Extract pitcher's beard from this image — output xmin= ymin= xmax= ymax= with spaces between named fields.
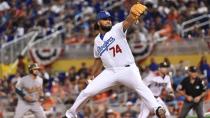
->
xmin=100 ymin=25 xmax=112 ymax=32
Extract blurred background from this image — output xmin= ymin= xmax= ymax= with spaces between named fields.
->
xmin=0 ymin=0 xmax=210 ymax=118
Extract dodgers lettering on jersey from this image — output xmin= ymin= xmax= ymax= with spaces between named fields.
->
xmin=94 ymin=22 xmax=135 ymax=68
xmin=97 ymin=37 xmax=115 ymax=56
xmin=143 ymin=71 xmax=172 ymax=96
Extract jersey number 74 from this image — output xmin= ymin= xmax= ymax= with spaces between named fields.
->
xmin=109 ymin=44 xmax=122 ymax=57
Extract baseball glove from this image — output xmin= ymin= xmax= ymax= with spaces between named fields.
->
xmin=130 ymin=3 xmax=147 ymax=20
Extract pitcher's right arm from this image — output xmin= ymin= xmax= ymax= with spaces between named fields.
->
xmin=89 ymin=58 xmax=103 ymax=80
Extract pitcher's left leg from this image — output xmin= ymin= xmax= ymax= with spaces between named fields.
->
xmin=157 ymin=97 xmax=171 ymax=117
xmin=138 ymin=101 xmax=150 ymax=118
xmin=118 ymin=65 xmax=165 ymax=118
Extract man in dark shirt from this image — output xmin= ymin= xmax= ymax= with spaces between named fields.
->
xmin=177 ymin=66 xmax=207 ymax=118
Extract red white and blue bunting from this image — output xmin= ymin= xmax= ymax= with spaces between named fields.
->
xmin=129 ymin=40 xmax=154 ymax=62
xmin=29 ymin=47 xmax=63 ymax=65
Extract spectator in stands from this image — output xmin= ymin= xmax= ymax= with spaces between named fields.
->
xmin=93 ymin=91 xmax=110 ymax=102
xmin=68 ymin=66 xmax=77 ymax=81
xmin=173 ymin=60 xmax=187 ymax=89
xmin=0 ymin=0 xmax=10 ymax=11
xmin=1 ymin=0 xmax=209 ymax=47
xmin=163 ymin=57 xmax=175 ymax=76
xmin=78 ymin=105 xmax=92 ymax=118
xmin=109 ymin=93 xmax=120 ymax=107
xmin=65 ymin=19 xmax=74 ymax=38
xmin=198 ymin=55 xmax=210 ymax=86
xmin=14 ymin=18 xmax=25 ymax=38
xmin=92 ymin=104 xmax=107 ymax=118
xmin=0 ymin=79 xmax=7 ymax=97
xmin=77 ymin=78 xmax=87 ymax=92
xmin=121 ymin=101 xmax=137 ymax=118
xmin=0 ymin=101 xmax=4 ymax=118
xmin=105 ymin=108 xmax=120 ymax=118
xmin=51 ymin=79 xmax=62 ymax=96
xmin=148 ymin=57 xmax=159 ymax=72
xmin=5 ymin=29 xmax=15 ymax=42
xmin=16 ymin=55 xmax=26 ymax=76
xmin=172 ymin=70 xmax=185 ymax=90
xmin=42 ymin=92 xmax=55 ymax=111
xmin=78 ymin=62 xmax=89 ymax=78
xmin=177 ymin=66 xmax=207 ymax=118
xmin=10 ymin=73 xmax=20 ymax=85
xmin=207 ymin=29 xmax=210 ymax=37
xmin=121 ymin=111 xmax=132 ymax=118
xmin=126 ymin=92 xmax=138 ymax=104
xmin=175 ymin=60 xmax=187 ymax=77
xmin=187 ymin=25 xmax=203 ymax=39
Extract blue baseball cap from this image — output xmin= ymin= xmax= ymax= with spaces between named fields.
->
xmin=96 ymin=11 xmax=112 ymax=21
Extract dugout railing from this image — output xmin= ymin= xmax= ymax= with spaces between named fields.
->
xmin=181 ymin=13 xmax=210 ymax=37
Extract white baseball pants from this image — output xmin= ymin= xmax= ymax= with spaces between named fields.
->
xmin=69 ymin=63 xmax=160 ymax=114
xmin=138 ymin=97 xmax=171 ymax=118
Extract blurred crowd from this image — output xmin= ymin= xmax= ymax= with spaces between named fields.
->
xmin=0 ymin=0 xmax=66 ymax=47
xmin=0 ymin=55 xmax=210 ymax=118
xmin=1 ymin=0 xmax=210 ymax=47
xmin=64 ymin=0 xmax=210 ymax=44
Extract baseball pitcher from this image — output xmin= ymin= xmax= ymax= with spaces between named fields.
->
xmin=14 ymin=63 xmax=46 ymax=118
xmin=65 ymin=3 xmax=166 ymax=118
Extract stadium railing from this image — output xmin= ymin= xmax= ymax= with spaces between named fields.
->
xmin=63 ymin=37 xmax=210 ymax=58
xmin=0 ymin=21 xmax=65 ymax=63
xmin=30 ymin=29 xmax=65 ymax=49
xmin=152 ymin=38 xmax=209 ymax=56
xmin=181 ymin=13 xmax=210 ymax=37
xmin=0 ymin=31 xmax=38 ymax=63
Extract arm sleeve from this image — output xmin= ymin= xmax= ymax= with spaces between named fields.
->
xmin=15 ymin=79 xmax=25 ymax=97
xmin=15 ymin=88 xmax=25 ymax=97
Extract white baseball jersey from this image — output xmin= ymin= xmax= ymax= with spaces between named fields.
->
xmin=16 ymin=75 xmax=43 ymax=102
xmin=15 ymin=75 xmax=46 ymax=118
xmin=94 ymin=22 xmax=135 ymax=68
xmin=67 ymin=21 xmax=162 ymax=118
xmin=143 ymin=71 xmax=172 ymax=97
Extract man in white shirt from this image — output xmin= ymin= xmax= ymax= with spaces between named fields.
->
xmin=65 ymin=3 xmax=166 ymax=118
xmin=139 ymin=62 xmax=174 ymax=118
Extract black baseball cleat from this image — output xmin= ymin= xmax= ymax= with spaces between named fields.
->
xmin=156 ymin=106 xmax=166 ymax=118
